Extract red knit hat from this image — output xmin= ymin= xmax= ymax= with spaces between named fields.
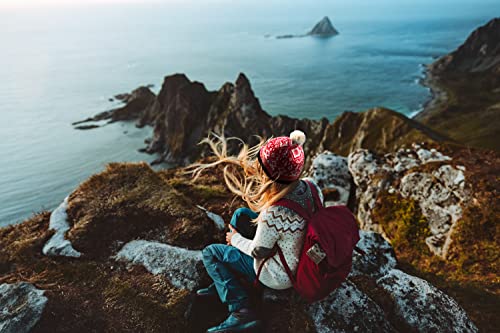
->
xmin=258 ymin=130 xmax=306 ymax=183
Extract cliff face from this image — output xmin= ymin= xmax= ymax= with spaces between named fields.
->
xmin=76 ymin=75 xmax=447 ymax=165
xmin=431 ymin=18 xmax=500 ymax=73
xmin=320 ymin=107 xmax=447 ymax=156
xmin=416 ymin=17 xmax=500 ymax=151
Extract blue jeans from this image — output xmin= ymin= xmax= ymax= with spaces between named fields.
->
xmin=201 ymin=208 xmax=258 ymax=312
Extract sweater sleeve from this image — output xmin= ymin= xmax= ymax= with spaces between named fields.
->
xmin=231 ymin=207 xmax=281 ymax=258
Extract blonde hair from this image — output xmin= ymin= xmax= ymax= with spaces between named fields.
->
xmin=186 ymin=134 xmax=298 ymax=219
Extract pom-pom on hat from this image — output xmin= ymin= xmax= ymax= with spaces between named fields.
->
xmin=258 ymin=130 xmax=306 ymax=183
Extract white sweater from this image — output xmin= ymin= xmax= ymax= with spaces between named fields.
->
xmin=231 ymin=179 xmax=324 ymax=290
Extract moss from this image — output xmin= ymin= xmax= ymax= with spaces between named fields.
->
xmin=373 ymin=193 xmax=431 ymax=264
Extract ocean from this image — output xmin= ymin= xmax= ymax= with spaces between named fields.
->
xmin=0 ymin=0 xmax=497 ymax=226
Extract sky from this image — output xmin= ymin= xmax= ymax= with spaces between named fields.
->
xmin=1 ymin=0 xmax=498 ymax=9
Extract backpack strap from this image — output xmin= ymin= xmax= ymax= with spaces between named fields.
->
xmin=254 ymin=245 xmax=297 ymax=289
xmin=276 ymin=245 xmax=296 ymax=286
xmin=254 ymin=255 xmax=273 ymax=288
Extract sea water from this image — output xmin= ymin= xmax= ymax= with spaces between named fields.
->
xmin=0 ymin=0 xmax=497 ymax=226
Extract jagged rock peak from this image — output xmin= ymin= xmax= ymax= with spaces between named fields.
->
xmin=308 ymin=16 xmax=339 ymax=36
xmin=235 ymin=72 xmax=251 ymax=88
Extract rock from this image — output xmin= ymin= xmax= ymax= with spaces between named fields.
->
xmin=324 ymin=108 xmax=447 ymax=157
xmin=307 ymin=151 xmax=352 ymax=206
xmin=115 ymin=240 xmax=205 ymax=291
xmin=114 ymin=92 xmax=131 ymax=102
xmin=196 ymin=205 xmax=225 ymax=230
xmin=74 ymin=124 xmax=100 ymax=130
xmin=306 ymin=280 xmax=396 ymax=332
xmin=0 ymin=282 xmax=48 ymax=333
xmin=377 ymin=269 xmax=478 ymax=333
xmin=350 ymin=231 xmax=397 ymax=278
xmin=276 ymin=34 xmax=295 ymax=39
xmin=308 ymin=16 xmax=339 ymax=36
xmin=42 ymin=196 xmax=82 ymax=258
xmin=348 ymin=145 xmax=467 ymax=257
xmin=73 ymin=86 xmax=155 ymax=128
xmin=77 ymin=76 xmax=446 ymax=165
xmin=111 ymin=86 xmax=156 ymax=122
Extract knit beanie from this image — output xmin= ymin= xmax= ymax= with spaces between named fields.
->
xmin=258 ymin=130 xmax=306 ymax=183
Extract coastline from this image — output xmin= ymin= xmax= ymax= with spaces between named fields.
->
xmin=414 ymin=62 xmax=448 ymax=121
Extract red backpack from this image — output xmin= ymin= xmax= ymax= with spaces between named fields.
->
xmin=257 ymin=180 xmax=362 ymax=303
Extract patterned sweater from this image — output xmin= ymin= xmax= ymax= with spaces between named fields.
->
xmin=231 ymin=178 xmax=324 ymax=290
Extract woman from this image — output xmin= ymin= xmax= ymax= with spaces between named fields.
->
xmin=190 ymin=130 xmax=323 ymax=333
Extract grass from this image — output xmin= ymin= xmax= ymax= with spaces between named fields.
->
xmin=416 ymin=70 xmax=500 ymax=151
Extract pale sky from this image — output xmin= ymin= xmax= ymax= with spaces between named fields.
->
xmin=1 ymin=0 xmax=495 ymax=10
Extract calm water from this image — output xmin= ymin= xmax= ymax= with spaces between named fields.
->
xmin=0 ymin=1 xmax=497 ymax=226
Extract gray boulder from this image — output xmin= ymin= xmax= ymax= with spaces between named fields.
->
xmin=0 ymin=282 xmax=48 ymax=333
xmin=377 ymin=269 xmax=478 ymax=332
xmin=307 ymin=151 xmax=352 ymax=206
xmin=115 ymin=240 xmax=205 ymax=291
xmin=307 ymin=280 xmax=396 ymax=333
xmin=350 ymin=231 xmax=397 ymax=278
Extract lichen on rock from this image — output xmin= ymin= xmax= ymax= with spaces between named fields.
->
xmin=0 ymin=282 xmax=48 ymax=333
xmin=115 ymin=240 xmax=205 ymax=291
xmin=377 ymin=269 xmax=478 ymax=333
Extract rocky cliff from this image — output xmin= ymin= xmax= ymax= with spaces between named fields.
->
xmin=75 ymin=74 xmax=447 ymax=165
xmin=416 ymin=17 xmax=500 ymax=151
xmin=1 ymin=143 xmax=498 ymax=332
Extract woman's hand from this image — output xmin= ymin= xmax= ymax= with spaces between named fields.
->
xmin=226 ymin=225 xmax=238 ymax=246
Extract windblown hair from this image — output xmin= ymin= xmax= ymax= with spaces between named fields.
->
xmin=187 ymin=134 xmax=298 ymax=218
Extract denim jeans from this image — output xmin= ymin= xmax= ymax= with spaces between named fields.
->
xmin=201 ymin=207 xmax=258 ymax=312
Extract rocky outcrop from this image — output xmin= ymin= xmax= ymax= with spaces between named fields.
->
xmin=306 ymin=152 xmax=353 ymax=207
xmin=377 ymin=269 xmax=478 ymax=332
xmin=76 ymin=74 xmax=447 ymax=165
xmin=42 ymin=196 xmax=81 ymax=258
xmin=348 ymin=144 xmax=466 ymax=258
xmin=276 ymin=16 xmax=338 ymax=39
xmin=73 ymin=86 xmax=155 ymax=127
xmin=0 ymin=282 xmax=48 ymax=333
xmin=308 ymin=16 xmax=339 ymax=36
xmin=115 ymin=240 xmax=205 ymax=291
xmin=320 ymin=107 xmax=448 ymax=157
xmin=416 ymin=17 xmax=500 ymax=151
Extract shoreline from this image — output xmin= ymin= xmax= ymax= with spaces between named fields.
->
xmin=414 ymin=63 xmax=448 ymax=121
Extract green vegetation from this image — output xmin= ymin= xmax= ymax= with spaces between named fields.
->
xmin=373 ymin=194 xmax=431 ymax=264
